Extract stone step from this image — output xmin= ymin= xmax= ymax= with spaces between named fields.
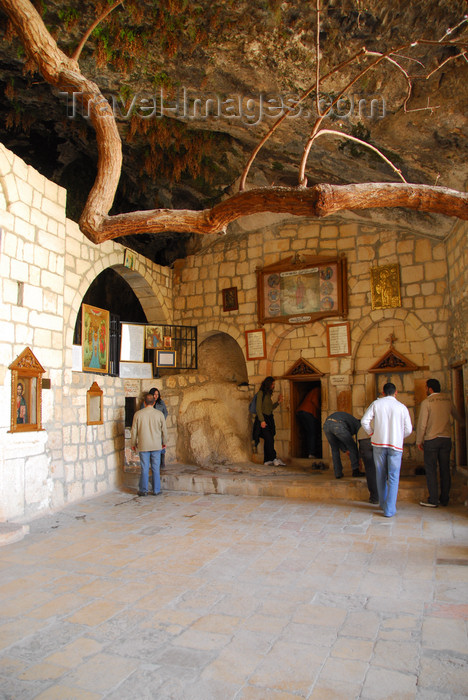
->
xmin=123 ymin=462 xmax=468 ymax=505
xmin=0 ymin=523 xmax=29 ymax=547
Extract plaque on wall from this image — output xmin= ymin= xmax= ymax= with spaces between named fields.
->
xmin=245 ymin=329 xmax=266 ymax=361
xmin=119 ymin=362 xmax=153 ymax=379
xmin=120 ymin=323 xmax=145 ymax=362
xmin=327 ymin=322 xmax=351 ymax=357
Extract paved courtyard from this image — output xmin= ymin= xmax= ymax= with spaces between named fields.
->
xmin=0 ymin=490 xmax=467 ymax=699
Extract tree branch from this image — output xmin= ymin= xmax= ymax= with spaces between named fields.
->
xmin=1 ymin=0 xmax=467 ymax=249
xmin=72 ymin=0 xmax=123 ymax=63
xmin=1 ymin=0 xmax=122 ymax=236
xmin=93 ymin=183 xmax=468 ymax=243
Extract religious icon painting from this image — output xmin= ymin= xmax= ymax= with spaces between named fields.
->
xmin=222 ymin=287 xmax=239 ymax=312
xmin=82 ymin=304 xmax=110 ymax=374
xmin=370 ymin=264 xmax=401 ymax=310
xmin=145 ymin=325 xmax=164 ymax=349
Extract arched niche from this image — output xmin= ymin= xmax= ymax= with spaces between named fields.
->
xmin=198 ymin=332 xmax=248 ymax=384
xmin=177 ymin=332 xmax=250 ymax=466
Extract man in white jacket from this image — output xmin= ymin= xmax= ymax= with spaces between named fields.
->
xmin=361 ymin=382 xmax=412 ymax=517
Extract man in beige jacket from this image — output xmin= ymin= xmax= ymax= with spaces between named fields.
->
xmin=416 ymin=379 xmax=460 ymax=508
xmin=131 ymin=393 xmax=168 ymax=496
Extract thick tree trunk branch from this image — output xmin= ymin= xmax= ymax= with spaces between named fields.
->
xmin=1 ymin=0 xmax=122 ymax=234
xmin=94 ymin=183 xmax=468 ymax=243
xmin=2 ymin=0 xmax=467 ymax=248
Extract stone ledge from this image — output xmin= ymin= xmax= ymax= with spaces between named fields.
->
xmin=122 ymin=462 xmax=468 ymax=505
xmin=0 ymin=523 xmax=29 ymax=547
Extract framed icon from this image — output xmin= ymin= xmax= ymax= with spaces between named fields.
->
xmin=82 ymin=304 xmax=110 ymax=374
xmin=370 ymin=263 xmax=401 ymax=309
xmin=9 ymin=347 xmax=45 ymax=433
xmin=222 ymin=287 xmax=238 ymax=312
xmin=257 ymin=254 xmax=347 ymax=325
xmin=145 ymin=325 xmax=164 ymax=349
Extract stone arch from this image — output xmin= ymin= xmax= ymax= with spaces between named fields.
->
xmin=177 ymin=321 xmax=251 ymax=466
xmin=0 ymin=144 xmax=24 ymax=206
xmin=198 ymin=332 xmax=248 ymax=384
xmin=350 ymin=309 xmax=441 ymax=465
xmin=351 ymin=309 xmax=440 ymax=378
xmin=63 ymin=251 xmax=169 ymax=351
xmin=197 ymin=320 xmax=245 ymax=349
xmin=268 ymin=320 xmax=329 ymax=374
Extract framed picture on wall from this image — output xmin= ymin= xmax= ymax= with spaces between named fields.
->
xmin=120 ymin=323 xmax=145 ymax=362
xmin=123 ymin=248 xmax=135 ymax=269
xmin=222 ymin=287 xmax=238 ymax=312
xmin=8 ymin=347 xmax=45 ymax=433
xmin=370 ymin=263 xmax=401 ymax=310
xmin=145 ymin=325 xmax=164 ymax=349
xmin=156 ymin=350 xmax=177 ymax=368
xmin=82 ymin=304 xmax=110 ymax=374
xmin=256 ymin=254 xmax=348 ymax=325
xmin=245 ymin=329 xmax=266 ymax=361
xmin=326 ymin=322 xmax=351 ymax=357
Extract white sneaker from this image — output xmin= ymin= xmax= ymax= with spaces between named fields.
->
xmin=273 ymin=458 xmax=285 ymax=466
xmin=264 ymin=460 xmax=274 ymax=466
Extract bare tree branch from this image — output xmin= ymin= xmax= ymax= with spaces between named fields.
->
xmin=305 ymin=130 xmax=407 ymax=182
xmin=72 ymin=1 xmax=123 ymax=63
xmin=1 ymin=0 xmax=467 ymax=248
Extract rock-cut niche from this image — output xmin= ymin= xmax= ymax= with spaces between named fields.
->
xmin=177 ymin=332 xmax=250 ymax=466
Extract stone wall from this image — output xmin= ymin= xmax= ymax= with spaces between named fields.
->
xmin=0 ymin=145 xmax=173 ymax=521
xmin=446 ymin=219 xmax=468 ymax=365
xmin=1 ymin=142 xmax=466 ymax=521
xmin=173 ymin=216 xmax=466 ymax=463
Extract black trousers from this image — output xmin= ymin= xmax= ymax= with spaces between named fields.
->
xmin=359 ymin=438 xmax=378 ymax=501
xmin=423 ymin=437 xmax=452 ymax=505
xmin=296 ymin=411 xmax=321 ymax=457
xmin=259 ymin=414 xmax=277 ymax=463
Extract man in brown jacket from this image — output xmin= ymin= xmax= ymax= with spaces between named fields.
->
xmin=416 ymin=379 xmax=460 ymax=508
xmin=131 ymin=393 xmax=168 ymax=496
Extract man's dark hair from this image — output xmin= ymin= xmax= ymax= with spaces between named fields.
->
xmin=144 ymin=393 xmax=155 ymax=406
xmin=382 ymin=382 xmax=396 ymax=396
xmin=426 ymin=378 xmax=441 ymax=393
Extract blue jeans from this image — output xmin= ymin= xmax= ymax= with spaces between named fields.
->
xmin=323 ymin=419 xmax=360 ymax=477
xmin=139 ymin=450 xmax=162 ymax=494
xmin=372 ymin=446 xmax=403 ymax=517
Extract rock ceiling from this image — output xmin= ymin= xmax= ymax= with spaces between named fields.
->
xmin=0 ymin=0 xmax=467 ymax=265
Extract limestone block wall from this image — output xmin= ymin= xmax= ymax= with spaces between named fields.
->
xmin=0 ymin=144 xmax=173 ymax=522
xmin=446 ymin=220 xmax=468 ymax=365
xmin=173 ymin=217 xmax=456 ymax=462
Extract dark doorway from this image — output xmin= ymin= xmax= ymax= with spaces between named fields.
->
xmin=452 ymin=364 xmax=467 ymax=467
xmin=290 ymin=380 xmax=322 ymax=458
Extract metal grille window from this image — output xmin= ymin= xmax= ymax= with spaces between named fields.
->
xmin=122 ymin=323 xmax=198 ymax=376
xmin=163 ymin=325 xmax=197 ymax=370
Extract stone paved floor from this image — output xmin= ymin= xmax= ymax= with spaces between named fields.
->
xmin=0 ymin=490 xmax=467 ymax=699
